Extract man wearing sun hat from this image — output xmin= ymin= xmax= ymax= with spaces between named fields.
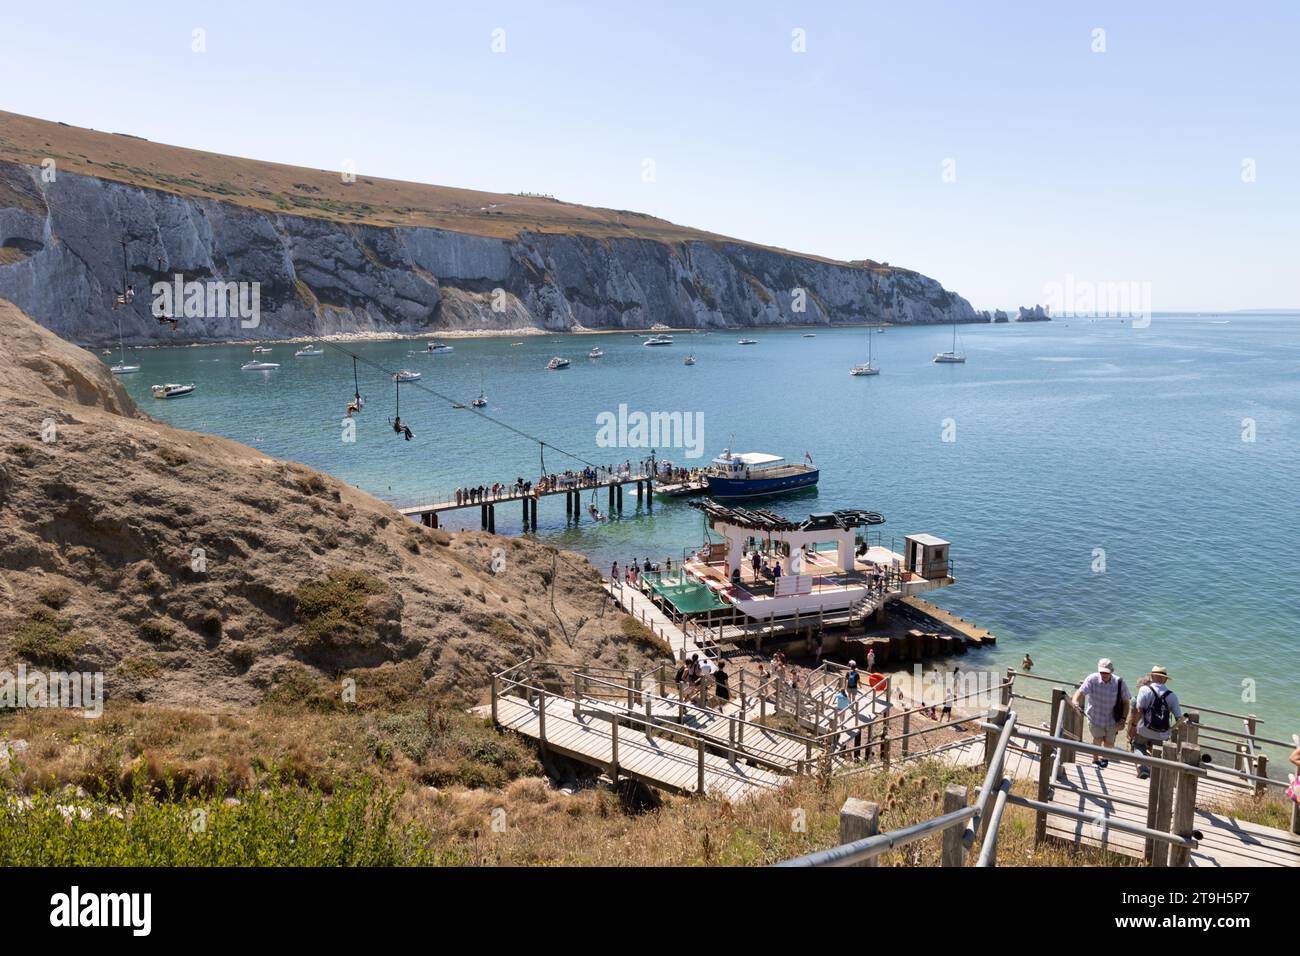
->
xmin=1128 ymin=665 xmax=1184 ymax=780
xmin=1072 ymin=657 xmax=1131 ymax=766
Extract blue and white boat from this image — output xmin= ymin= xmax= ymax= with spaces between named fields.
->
xmin=703 ymin=449 xmax=818 ymax=499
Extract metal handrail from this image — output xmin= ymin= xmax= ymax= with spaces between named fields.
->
xmin=1008 ymin=670 xmax=1261 ymax=723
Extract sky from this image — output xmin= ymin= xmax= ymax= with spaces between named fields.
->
xmin=2 ymin=0 xmax=1297 ymax=311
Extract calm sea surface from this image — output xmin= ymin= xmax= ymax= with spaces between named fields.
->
xmin=112 ymin=315 xmax=1300 ymax=741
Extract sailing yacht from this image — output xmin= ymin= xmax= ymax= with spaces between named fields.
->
xmin=109 ymin=311 xmax=139 ymax=374
xmin=933 ymin=324 xmax=966 ymax=364
xmin=850 ymin=327 xmax=880 ymax=376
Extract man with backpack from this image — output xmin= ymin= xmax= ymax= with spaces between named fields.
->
xmin=1128 ymin=665 xmax=1184 ymax=779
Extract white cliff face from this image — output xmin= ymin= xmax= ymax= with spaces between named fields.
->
xmin=0 ymin=161 xmax=977 ymax=346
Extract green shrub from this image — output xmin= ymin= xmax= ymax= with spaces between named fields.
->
xmin=13 ymin=610 xmax=84 ymax=667
xmin=294 ymin=572 xmax=387 ymax=645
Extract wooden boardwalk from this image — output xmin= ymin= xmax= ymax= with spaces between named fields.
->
xmin=494 ymin=695 xmax=785 ymax=800
xmin=398 ymin=474 xmax=651 ymax=530
xmin=932 ymin=734 xmax=1300 ymax=867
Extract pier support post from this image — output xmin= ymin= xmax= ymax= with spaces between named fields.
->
xmin=565 ymin=490 xmax=572 ymax=518
xmin=522 ymin=496 xmax=529 ymax=530
xmin=647 ymin=479 xmax=653 ymax=511
xmin=530 ymin=497 xmax=537 ymax=529
xmin=487 ymin=505 xmax=495 ymax=534
xmin=480 ymin=503 xmax=488 ymax=530
xmin=609 ymin=483 xmax=615 ymax=512
xmin=617 ymin=483 xmax=623 ymax=511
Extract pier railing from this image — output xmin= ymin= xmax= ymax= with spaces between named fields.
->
xmin=1002 ymin=668 xmax=1294 ymax=802
xmin=779 ymin=700 xmax=1212 ymax=867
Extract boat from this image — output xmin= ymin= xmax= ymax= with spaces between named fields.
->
xmin=241 ymin=360 xmax=280 ymax=370
xmin=101 ymin=349 xmax=112 ymax=355
xmin=424 ymin=343 xmax=455 ymax=353
xmin=684 ymin=354 xmax=697 ymax=366
xmin=588 ymin=347 xmax=604 ymax=358
xmin=703 ymin=449 xmax=818 ymax=499
xmin=109 ymin=314 xmax=139 ymax=374
xmin=737 ymin=338 xmax=757 ymax=345
xmin=850 ymin=327 xmax=880 ymax=376
xmin=802 ymin=334 xmax=816 ymax=338
xmin=150 ymin=383 xmax=196 ymax=399
xmin=471 ymin=394 xmax=487 ymax=408
xmin=547 ymin=357 xmax=570 ymax=369
xmin=452 ymin=403 xmax=468 ymax=409
xmin=295 ymin=345 xmax=324 ymax=357
xmin=933 ymin=324 xmax=966 ymax=364
xmin=393 ymin=370 xmax=422 ymax=382
xmin=643 ymin=335 xmax=673 ymax=346
xmin=252 ymin=346 xmax=273 ymax=354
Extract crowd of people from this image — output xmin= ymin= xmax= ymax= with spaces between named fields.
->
xmin=449 ymin=462 xmax=649 ymax=508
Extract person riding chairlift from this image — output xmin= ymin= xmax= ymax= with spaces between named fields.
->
xmin=346 ymin=395 xmax=364 ymax=418
xmin=392 ymin=415 xmax=413 ymax=441
xmin=155 ymin=309 xmax=178 ymax=331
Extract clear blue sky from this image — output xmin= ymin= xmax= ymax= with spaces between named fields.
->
xmin=3 ymin=0 xmax=1297 ymax=310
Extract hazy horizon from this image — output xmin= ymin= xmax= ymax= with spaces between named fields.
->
xmin=3 ymin=0 xmax=1297 ymax=312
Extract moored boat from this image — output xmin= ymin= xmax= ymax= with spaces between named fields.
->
xmin=737 ymin=338 xmax=757 ymax=345
xmin=588 ymin=347 xmax=604 ymax=358
xmin=684 ymin=353 xmax=696 ymax=366
xmin=933 ymin=324 xmax=966 ymax=363
xmin=643 ymin=334 xmax=673 ymax=346
xmin=252 ymin=346 xmax=273 ymax=354
xmin=295 ymin=345 xmax=324 ymax=357
xmin=241 ymin=360 xmax=279 ymax=370
xmin=151 ymin=383 xmax=196 ymax=399
xmin=393 ymin=370 xmax=422 ymax=382
xmin=547 ymin=356 xmax=570 ymax=369
xmin=703 ymin=449 xmax=818 ymax=499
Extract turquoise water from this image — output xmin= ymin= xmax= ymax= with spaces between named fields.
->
xmin=112 ymin=317 xmax=1300 ymax=742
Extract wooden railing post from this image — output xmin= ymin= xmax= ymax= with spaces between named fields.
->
xmin=658 ymin=663 xmax=666 ymax=698
xmin=628 ymin=672 xmax=638 ymax=710
xmin=644 ymin=696 xmax=654 ymax=740
xmin=573 ymin=671 xmax=582 ymax=717
xmin=696 ymin=737 xmax=706 ymax=795
xmin=1168 ymin=745 xmax=1201 ymax=867
xmin=537 ymin=690 xmax=548 ymax=751
xmin=1034 ymin=690 xmax=1063 ymax=847
xmin=839 ymin=799 xmax=880 ymax=867
xmin=984 ymin=703 xmax=1010 ymax=769
xmin=902 ymin=709 xmax=911 ymax=758
xmin=1255 ymin=754 xmax=1269 ymax=798
xmin=491 ymin=674 xmax=499 ymax=724
xmin=610 ymin=717 xmax=620 ymax=782
xmin=941 ymin=785 xmax=968 ymax=867
xmin=1148 ymin=744 xmax=1176 ymax=867
xmin=1002 ymin=668 xmax=1015 ymax=706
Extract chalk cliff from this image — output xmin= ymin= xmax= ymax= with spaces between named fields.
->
xmin=0 ymin=112 xmax=976 ymax=346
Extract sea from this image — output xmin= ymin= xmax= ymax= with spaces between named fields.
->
xmin=110 ymin=314 xmax=1300 ymax=747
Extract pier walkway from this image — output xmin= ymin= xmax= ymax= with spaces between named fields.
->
xmin=396 ymin=473 xmax=652 ymax=531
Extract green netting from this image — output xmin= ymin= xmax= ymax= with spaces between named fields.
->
xmin=641 ymin=571 xmax=729 ymax=614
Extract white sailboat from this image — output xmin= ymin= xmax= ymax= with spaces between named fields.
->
xmin=850 ymin=327 xmax=880 ymax=376
xmin=109 ymin=312 xmax=139 ymax=374
xmin=934 ymin=324 xmax=966 ymax=364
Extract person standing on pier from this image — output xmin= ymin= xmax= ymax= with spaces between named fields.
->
xmin=866 ymin=647 xmax=876 ymax=672
xmin=611 ymin=561 xmax=619 ymax=584
xmin=1072 ymin=658 xmax=1130 ymax=767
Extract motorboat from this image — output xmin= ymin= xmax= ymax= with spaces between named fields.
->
xmin=704 ymin=449 xmax=818 ymax=498
xmin=588 ymin=347 xmax=604 ymax=358
xmin=295 ymin=345 xmax=324 ymax=357
xmin=393 ymin=370 xmax=422 ymax=382
xmin=151 ymin=383 xmax=196 ymax=399
xmin=684 ymin=354 xmax=697 ymax=366
xmin=241 ymin=360 xmax=280 ymax=370
xmin=737 ymin=338 xmax=757 ymax=345
xmin=424 ymin=343 xmax=454 ymax=353
xmin=643 ymin=335 xmax=673 ymax=346
xmin=252 ymin=346 xmax=273 ymax=354
xmin=547 ymin=357 xmax=570 ymax=369
xmin=471 ymin=394 xmax=487 ymax=408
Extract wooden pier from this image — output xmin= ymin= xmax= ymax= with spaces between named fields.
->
xmin=397 ymin=473 xmax=651 ymax=531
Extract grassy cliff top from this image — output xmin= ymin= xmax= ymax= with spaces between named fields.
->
xmin=0 ymin=110 xmax=890 ymax=271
